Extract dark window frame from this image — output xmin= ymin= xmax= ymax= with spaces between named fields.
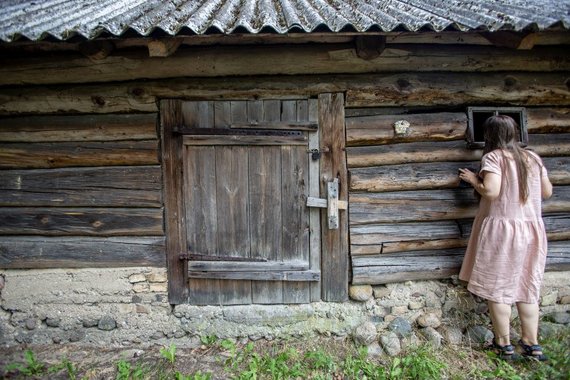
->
xmin=466 ymin=107 xmax=528 ymax=149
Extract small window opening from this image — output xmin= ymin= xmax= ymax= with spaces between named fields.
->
xmin=467 ymin=107 xmax=528 ymax=149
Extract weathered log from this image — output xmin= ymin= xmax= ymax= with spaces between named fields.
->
xmin=349 ymin=186 xmax=570 ymax=225
xmin=347 ymin=135 xmax=570 ymax=168
xmin=0 ymin=236 xmax=165 ymax=268
xmin=349 ymin=156 xmax=570 ymax=192
xmin=351 ymin=249 xmax=465 ymax=284
xmin=345 ymin=73 xmax=570 ymax=108
xmin=1 ymin=44 xmax=568 ymax=86
xmin=347 ymin=141 xmax=477 ymax=167
xmin=0 ymin=114 xmax=157 ymax=142
xmin=0 ymin=140 xmax=159 ymax=169
xmin=385 ymin=31 xmax=570 ymax=46
xmin=351 ymin=241 xmax=570 ymax=284
xmin=350 ymin=214 xmax=570 ymax=255
xmin=527 ymin=108 xmax=570 ymax=133
xmin=346 ymin=108 xmax=570 ymax=148
xmin=0 ymin=166 xmax=162 ymax=207
xmin=2 ymin=73 xmax=569 ymax=115
xmin=0 ymin=207 xmax=163 ymax=236
xmin=346 ymin=112 xmax=467 ymax=146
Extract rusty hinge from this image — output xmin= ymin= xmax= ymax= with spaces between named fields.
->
xmin=306 ymin=178 xmax=347 ymax=229
xmin=179 ymin=253 xmax=268 ymax=262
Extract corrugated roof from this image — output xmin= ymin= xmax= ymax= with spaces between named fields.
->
xmin=1 ymin=0 xmax=569 ymax=42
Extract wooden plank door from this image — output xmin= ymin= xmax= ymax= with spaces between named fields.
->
xmin=165 ymin=99 xmax=321 ymax=305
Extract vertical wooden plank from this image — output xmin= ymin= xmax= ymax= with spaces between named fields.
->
xmin=282 ymin=144 xmax=311 ymax=303
xmin=181 ymin=101 xmax=214 ymax=128
xmin=248 ymin=100 xmax=263 ymax=123
xmin=319 ymin=93 xmax=348 ymax=302
xmin=214 ymin=101 xmax=231 ymax=128
xmin=216 ymin=145 xmax=251 ymax=304
xmin=308 ymin=99 xmax=321 ymax=302
xmin=230 ymin=101 xmax=248 ymax=124
xmin=297 ymin=100 xmax=309 ymax=122
xmin=263 ymin=100 xmax=281 ymax=122
xmin=250 ymin=146 xmax=283 ymax=304
xmin=281 ymin=100 xmax=297 ymax=122
xmin=160 ymin=99 xmax=188 ymax=304
xmin=185 ymin=146 xmax=221 ymax=305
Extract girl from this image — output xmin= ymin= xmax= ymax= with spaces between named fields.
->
xmin=458 ymin=115 xmax=553 ymax=361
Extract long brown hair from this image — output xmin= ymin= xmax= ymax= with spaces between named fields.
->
xmin=482 ymin=115 xmax=530 ymax=203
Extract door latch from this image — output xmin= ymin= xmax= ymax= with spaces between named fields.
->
xmin=306 ymin=178 xmax=347 ymax=229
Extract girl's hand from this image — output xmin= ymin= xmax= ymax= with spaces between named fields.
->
xmin=458 ymin=168 xmax=479 ymax=186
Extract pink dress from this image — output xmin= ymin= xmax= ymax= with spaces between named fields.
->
xmin=459 ymin=149 xmax=548 ymax=304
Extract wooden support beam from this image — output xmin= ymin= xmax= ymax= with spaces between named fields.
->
xmin=2 ymin=44 xmax=569 ymax=86
xmin=78 ymin=40 xmax=114 ymax=60
xmin=160 ymin=99 xmax=188 ymax=304
xmin=148 ymin=38 xmax=182 ymax=57
xmin=480 ymin=31 xmax=538 ymax=50
xmin=318 ymin=93 xmax=349 ymax=302
xmin=1 ymin=73 xmax=569 ymax=116
xmin=355 ymin=35 xmax=386 ymax=60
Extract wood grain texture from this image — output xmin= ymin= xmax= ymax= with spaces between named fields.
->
xmin=0 ymin=114 xmax=157 ymax=142
xmin=349 ymin=186 xmax=570 ymax=225
xmin=160 ymin=99 xmax=188 ymax=304
xmin=0 ymin=140 xmax=158 ymax=169
xmin=0 ymin=166 xmax=162 ymax=207
xmin=0 ymin=207 xmax=163 ymax=236
xmin=2 ymin=44 xmax=568 ymax=86
xmin=347 ymin=136 xmax=570 ymax=168
xmin=349 ymin=157 xmax=570 ymax=192
xmin=319 ymin=93 xmax=349 ymax=302
xmin=350 ymin=215 xmax=570 ymax=255
xmin=0 ymin=236 xmax=165 ymax=269
xmin=2 ymin=73 xmax=569 ymax=115
xmin=346 ymin=112 xmax=468 ymax=146
xmin=351 ymin=240 xmax=570 ymax=284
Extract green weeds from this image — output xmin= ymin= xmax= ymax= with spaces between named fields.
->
xmin=2 ymin=329 xmax=568 ymax=380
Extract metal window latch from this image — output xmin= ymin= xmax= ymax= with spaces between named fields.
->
xmin=307 ymin=147 xmax=329 ymax=161
xmin=306 ymin=178 xmax=347 ymax=229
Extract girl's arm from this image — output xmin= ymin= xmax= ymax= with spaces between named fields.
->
xmin=542 ymin=172 xmax=553 ymax=199
xmin=458 ymin=168 xmax=501 ymax=200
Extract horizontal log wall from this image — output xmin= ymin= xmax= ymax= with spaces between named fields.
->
xmin=0 ymin=113 xmax=165 ymax=268
xmin=347 ymin=106 xmax=570 ymax=284
xmin=1 ymin=33 xmax=569 ymax=281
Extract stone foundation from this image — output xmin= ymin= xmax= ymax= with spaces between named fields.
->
xmin=1 ymin=268 xmax=568 ymax=350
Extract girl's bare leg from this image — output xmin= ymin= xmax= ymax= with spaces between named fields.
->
xmin=516 ymin=302 xmax=542 ymax=354
xmin=488 ymin=301 xmax=512 ymax=346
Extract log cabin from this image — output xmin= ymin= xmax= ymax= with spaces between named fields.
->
xmin=0 ymin=0 xmax=569 ymax=318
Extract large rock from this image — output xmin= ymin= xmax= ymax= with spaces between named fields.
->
xmin=466 ymin=325 xmax=493 ymax=345
xmin=352 ymin=322 xmax=378 ymax=346
xmin=440 ymin=326 xmax=464 ymax=346
xmin=417 ymin=313 xmax=441 ymax=328
xmin=419 ymin=327 xmax=443 ymax=348
xmin=388 ymin=317 xmax=412 ymax=338
xmin=97 ymin=315 xmax=117 ymax=331
xmin=380 ymin=332 xmax=401 ymax=356
xmin=545 ymin=312 xmax=570 ymax=325
xmin=349 ymin=285 xmax=373 ymax=302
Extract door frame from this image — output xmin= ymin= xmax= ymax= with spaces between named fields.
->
xmin=160 ymin=95 xmax=348 ymax=304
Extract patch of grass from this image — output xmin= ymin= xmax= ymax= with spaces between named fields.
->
xmin=1 ymin=329 xmax=568 ymax=380
xmin=5 ymin=349 xmax=46 ymax=377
